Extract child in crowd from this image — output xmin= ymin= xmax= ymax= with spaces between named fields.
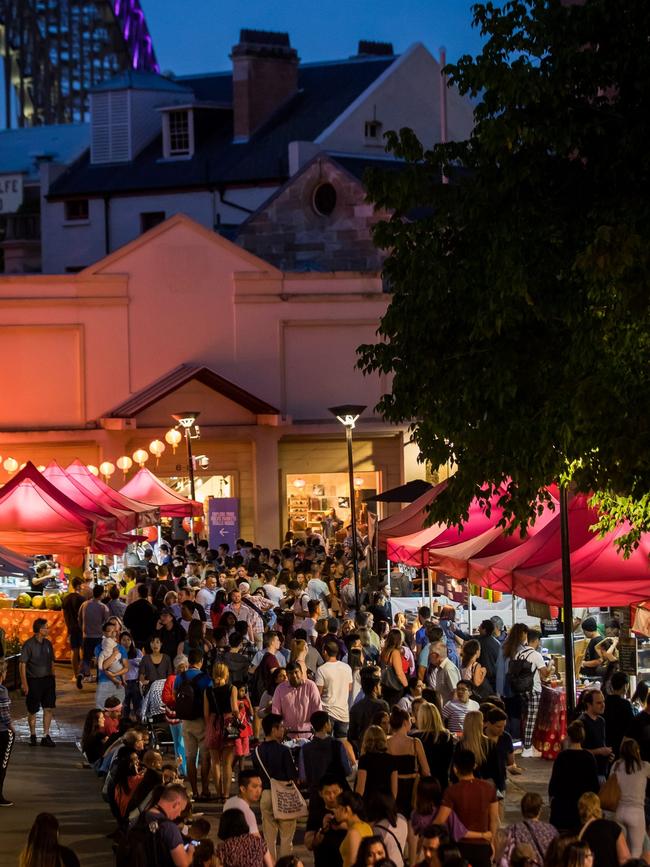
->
xmin=102 ymin=696 xmax=123 ymax=738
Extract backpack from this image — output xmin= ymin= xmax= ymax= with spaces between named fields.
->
xmin=115 ymin=808 xmax=175 ymax=867
xmin=508 ymin=649 xmax=535 ymax=695
xmin=249 ymin=653 xmax=275 ymax=706
xmin=174 ymin=671 xmax=203 ymax=720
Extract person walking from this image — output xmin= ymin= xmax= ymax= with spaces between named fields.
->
xmin=61 ymin=577 xmax=84 ymax=684
xmin=580 ymin=689 xmax=613 ymax=783
xmin=315 ymin=640 xmax=353 ymax=739
xmin=223 ymin=768 xmax=263 ymax=833
xmin=577 ymin=792 xmax=630 ymax=867
xmin=174 ymin=648 xmax=213 ymax=801
xmin=253 ymin=713 xmax=299 ymax=861
xmin=77 ymin=584 xmax=108 ymax=688
xmin=516 ymin=629 xmax=552 ymax=758
xmin=204 ymin=661 xmax=239 ymax=800
xmin=0 ymin=657 xmax=14 ymax=805
xmin=388 ymin=707 xmax=430 ymax=818
xmin=612 ymin=738 xmax=650 ymax=856
xmin=272 ymin=661 xmax=322 ymax=739
xmin=548 ymin=720 xmax=600 ymax=831
xmin=19 ymin=618 xmax=56 ymax=747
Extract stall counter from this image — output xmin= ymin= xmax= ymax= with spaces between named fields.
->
xmin=0 ymin=608 xmax=70 ymax=661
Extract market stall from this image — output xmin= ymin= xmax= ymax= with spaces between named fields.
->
xmin=119 ymin=466 xmax=202 ymax=517
xmin=0 ymin=608 xmax=70 ymax=660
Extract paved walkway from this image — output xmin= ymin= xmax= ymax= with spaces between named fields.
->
xmin=2 ymin=663 xmax=555 ymax=866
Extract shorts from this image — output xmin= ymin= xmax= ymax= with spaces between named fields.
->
xmin=68 ymin=627 xmax=82 ymax=650
xmin=182 ymin=717 xmax=206 ymax=761
xmin=329 ymin=717 xmax=349 ymax=739
xmin=26 ymin=675 xmax=56 ymax=714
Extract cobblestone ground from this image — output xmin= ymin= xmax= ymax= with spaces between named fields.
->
xmin=2 ymin=663 xmax=554 ymax=866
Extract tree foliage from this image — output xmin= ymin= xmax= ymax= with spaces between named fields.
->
xmin=359 ymin=0 xmax=650 ymax=551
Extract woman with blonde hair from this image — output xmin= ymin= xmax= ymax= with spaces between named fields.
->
xmin=612 ymin=739 xmax=650 ymax=856
xmin=413 ymin=701 xmax=455 ymax=790
xmin=204 ymin=661 xmax=238 ymax=800
xmin=356 ymin=724 xmax=398 ymax=801
xmin=576 ymin=792 xmax=629 ymax=867
xmin=460 ymin=710 xmax=492 ymax=778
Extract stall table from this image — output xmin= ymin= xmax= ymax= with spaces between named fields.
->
xmin=0 ymin=608 xmax=70 ymax=660
xmin=532 ymin=684 xmax=567 ymax=760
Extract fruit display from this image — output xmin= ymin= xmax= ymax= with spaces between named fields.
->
xmin=46 ymin=594 xmax=62 ymax=610
xmin=32 ymin=595 xmax=46 ymax=609
xmin=14 ymin=593 xmax=62 ymax=610
xmin=14 ymin=593 xmax=33 ymax=608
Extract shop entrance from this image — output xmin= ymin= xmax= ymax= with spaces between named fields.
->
xmin=286 ymin=471 xmax=379 ymax=541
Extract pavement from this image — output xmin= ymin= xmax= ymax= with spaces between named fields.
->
xmin=1 ymin=663 xmax=555 ymax=866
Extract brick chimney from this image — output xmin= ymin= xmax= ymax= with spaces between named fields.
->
xmin=231 ymin=29 xmax=299 ymax=142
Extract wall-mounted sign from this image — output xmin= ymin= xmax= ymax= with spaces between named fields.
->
xmin=208 ymin=497 xmax=240 ymax=551
xmin=0 ymin=174 xmax=23 ymax=213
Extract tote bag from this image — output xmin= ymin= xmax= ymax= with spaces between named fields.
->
xmin=598 ymin=770 xmax=621 ymax=812
xmin=255 ymin=747 xmax=308 ymax=820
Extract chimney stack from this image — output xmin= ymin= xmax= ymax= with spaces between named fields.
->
xmin=231 ymin=29 xmax=299 ymax=142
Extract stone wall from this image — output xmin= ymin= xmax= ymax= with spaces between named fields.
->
xmin=236 ymin=156 xmax=387 ymax=272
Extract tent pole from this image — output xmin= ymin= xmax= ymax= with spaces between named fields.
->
xmin=428 ymin=569 xmax=433 ymax=613
xmin=467 ymin=580 xmax=473 ymax=634
xmin=512 ymin=592 xmax=516 ymax=629
xmin=560 ymin=485 xmax=576 ymax=716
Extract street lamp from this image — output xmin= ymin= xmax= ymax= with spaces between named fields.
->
xmin=171 ymin=412 xmax=201 ymax=541
xmin=328 ymin=404 xmax=366 ymax=612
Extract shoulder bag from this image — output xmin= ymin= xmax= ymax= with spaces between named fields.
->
xmin=255 ymin=746 xmax=308 ymax=820
xmin=598 ymin=768 xmax=621 ymax=812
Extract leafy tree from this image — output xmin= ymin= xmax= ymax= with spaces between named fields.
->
xmin=359 ymin=0 xmax=650 ymax=552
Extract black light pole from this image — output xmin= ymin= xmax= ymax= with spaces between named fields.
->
xmin=172 ymin=412 xmax=200 ymax=540
xmin=329 ymin=405 xmax=366 ymax=612
xmin=560 ymin=483 xmax=576 ymax=716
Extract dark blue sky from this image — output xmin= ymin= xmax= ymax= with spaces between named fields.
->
xmin=139 ymin=0 xmax=484 ymax=75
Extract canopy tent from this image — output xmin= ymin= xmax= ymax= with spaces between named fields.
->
xmin=65 ymin=460 xmax=159 ymax=529
xmin=468 ymin=493 xmax=597 ymax=588
xmin=387 ymin=486 xmax=510 ymax=567
xmin=0 ymin=544 xmax=32 ymax=576
xmin=378 ymin=480 xmax=448 ymax=548
xmin=119 ymin=467 xmax=203 ymax=518
xmin=43 ymin=461 xmax=132 ymax=532
xmin=366 ymin=480 xmax=432 ymax=504
xmin=0 ymin=462 xmax=130 ymax=565
xmin=427 ymin=493 xmax=560 ymax=580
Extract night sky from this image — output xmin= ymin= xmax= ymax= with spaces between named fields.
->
xmin=139 ymin=0 xmax=485 ymax=75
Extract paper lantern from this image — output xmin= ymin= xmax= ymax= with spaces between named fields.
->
xmin=99 ymin=461 xmax=115 ymax=482
xmin=354 ymin=477 xmax=364 ymax=487
xmin=165 ymin=428 xmax=182 ymax=453
xmin=132 ymin=448 xmax=149 ymax=467
xmin=3 ymin=457 xmax=18 ymax=473
xmin=292 ymin=478 xmax=306 ymax=489
xmin=87 ymin=465 xmax=99 ymax=476
xmin=116 ymin=456 xmax=133 ymax=477
xmin=149 ymin=439 xmax=165 ymax=466
xmin=146 ymin=526 xmax=159 ymax=543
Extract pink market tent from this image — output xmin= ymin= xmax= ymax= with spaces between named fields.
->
xmin=0 ymin=462 xmax=130 ymax=566
xmin=497 ymin=523 xmax=650 ymax=606
xmin=427 ymin=494 xmax=560 ymax=580
xmin=43 ymin=461 xmax=132 ymax=532
xmin=378 ymin=480 xmax=448 ymax=549
xmin=387 ymin=487 xmax=510 ymax=568
xmin=65 ymin=460 xmax=159 ymax=530
xmin=119 ymin=467 xmax=203 ymax=518
xmin=468 ymin=493 xmax=597 ymax=589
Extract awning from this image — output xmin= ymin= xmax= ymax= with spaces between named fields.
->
xmin=119 ymin=467 xmax=203 ymax=518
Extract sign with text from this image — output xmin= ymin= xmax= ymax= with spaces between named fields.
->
xmin=0 ymin=174 xmax=23 ymax=213
xmin=208 ymin=497 xmax=239 ymax=552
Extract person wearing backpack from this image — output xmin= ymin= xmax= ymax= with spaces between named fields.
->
xmin=173 ymin=648 xmax=212 ymax=801
xmin=512 ymin=628 xmax=553 ymax=758
xmin=120 ymin=782 xmax=194 ymax=867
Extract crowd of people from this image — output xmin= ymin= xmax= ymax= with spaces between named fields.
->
xmin=4 ymin=533 xmax=650 ymax=867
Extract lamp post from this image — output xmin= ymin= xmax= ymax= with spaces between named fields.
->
xmin=171 ymin=412 xmax=200 ymax=539
xmin=328 ymin=404 xmax=366 ymax=612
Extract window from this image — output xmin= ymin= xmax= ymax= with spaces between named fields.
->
xmin=140 ymin=211 xmax=166 ymax=233
xmin=364 ymin=120 xmax=383 ymax=141
xmin=168 ymin=110 xmax=190 ymax=156
xmin=312 ymin=183 xmax=337 ymax=217
xmin=64 ymin=199 xmax=89 ymax=221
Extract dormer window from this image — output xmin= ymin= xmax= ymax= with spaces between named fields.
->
xmin=163 ymin=108 xmax=194 ymax=159
xmin=364 ymin=120 xmax=383 ymax=141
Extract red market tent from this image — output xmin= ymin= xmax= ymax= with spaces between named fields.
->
xmin=65 ymin=460 xmax=159 ymax=529
xmin=378 ymin=480 xmax=448 ymax=548
xmin=0 ymin=462 xmax=129 ymax=565
xmin=43 ymin=461 xmax=132 ymax=531
xmin=468 ymin=493 xmax=597 ymax=588
xmin=119 ymin=467 xmax=203 ymax=518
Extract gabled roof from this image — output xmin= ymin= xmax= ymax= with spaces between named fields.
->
xmin=106 ymin=364 xmax=280 ymax=418
xmin=47 ymin=55 xmax=396 ymax=198
xmin=0 ymin=123 xmax=90 ymax=182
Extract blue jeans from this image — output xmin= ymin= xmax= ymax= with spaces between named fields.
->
xmin=170 ymin=723 xmax=187 ymax=776
xmin=123 ymin=680 xmax=142 ymax=720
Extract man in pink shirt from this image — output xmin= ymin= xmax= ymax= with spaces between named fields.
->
xmin=272 ymin=662 xmax=322 ymax=738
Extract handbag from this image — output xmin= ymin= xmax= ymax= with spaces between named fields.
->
xmin=381 ymin=654 xmax=404 ymax=693
xmin=255 ymin=746 xmax=308 ymax=820
xmin=598 ymin=769 xmax=621 ymax=812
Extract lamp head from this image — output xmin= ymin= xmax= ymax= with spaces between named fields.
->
xmin=328 ymin=404 xmax=367 ymax=429
xmin=171 ymin=412 xmax=200 ymax=429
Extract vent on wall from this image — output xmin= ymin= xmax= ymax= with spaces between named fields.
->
xmin=90 ymin=91 xmax=131 ymax=164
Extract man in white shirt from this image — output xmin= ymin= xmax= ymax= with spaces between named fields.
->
xmin=518 ymin=628 xmax=552 ymax=758
xmin=442 ymin=681 xmax=480 ymax=733
xmin=223 ymin=768 xmax=262 ymax=834
xmin=195 ymin=573 xmax=217 ymax=619
xmin=314 ymin=639 xmax=353 ymax=738
xmin=306 ymin=572 xmax=331 ymax=618
xmin=302 ymin=599 xmax=320 ymax=644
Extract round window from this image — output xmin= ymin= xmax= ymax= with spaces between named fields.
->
xmin=312 ymin=182 xmax=337 ymax=216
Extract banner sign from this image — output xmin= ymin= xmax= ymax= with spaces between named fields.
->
xmin=208 ymin=497 xmax=239 ymax=551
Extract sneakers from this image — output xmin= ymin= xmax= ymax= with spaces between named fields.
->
xmin=41 ymin=735 xmax=55 ymax=748
xmin=0 ymin=797 xmax=13 ymax=807
xmin=29 ymin=734 xmax=37 ymax=747
xmin=76 ymin=674 xmax=83 ymax=690
xmin=520 ymin=746 xmax=542 ymax=758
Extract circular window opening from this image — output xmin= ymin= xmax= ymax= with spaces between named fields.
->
xmin=312 ymin=182 xmax=337 ymax=216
